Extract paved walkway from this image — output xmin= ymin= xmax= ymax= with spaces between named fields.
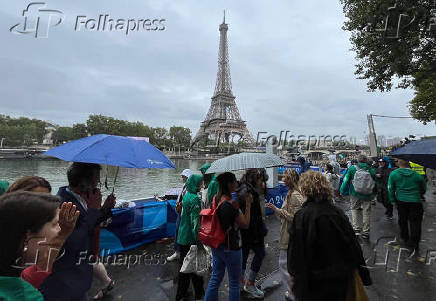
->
xmin=91 ymin=185 xmax=436 ymax=301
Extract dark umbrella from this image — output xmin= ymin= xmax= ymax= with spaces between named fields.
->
xmin=390 ymin=138 xmax=436 ymax=169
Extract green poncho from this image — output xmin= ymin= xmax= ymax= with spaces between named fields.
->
xmin=0 ymin=180 xmax=9 ymax=195
xmin=199 ymin=163 xmax=219 ymax=206
xmin=177 ymin=174 xmax=203 ymax=246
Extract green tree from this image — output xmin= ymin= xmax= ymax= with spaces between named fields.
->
xmin=341 ymin=0 xmax=436 ymax=123
xmin=0 ymin=115 xmax=48 ymax=146
xmin=409 ymin=67 xmax=436 ymax=124
xmin=52 ymin=127 xmax=75 ymax=144
xmin=150 ymin=127 xmax=169 ymax=148
xmin=72 ymin=123 xmax=88 ymax=139
xmin=87 ymin=115 xmax=117 ymax=135
xmin=169 ymin=126 xmax=192 ymax=149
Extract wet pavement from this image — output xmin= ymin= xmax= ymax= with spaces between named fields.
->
xmin=90 ymin=185 xmax=436 ymax=301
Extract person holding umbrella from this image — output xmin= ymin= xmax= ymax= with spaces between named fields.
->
xmin=40 ymin=162 xmax=116 ymax=301
xmin=237 ymin=169 xmax=266 ymax=299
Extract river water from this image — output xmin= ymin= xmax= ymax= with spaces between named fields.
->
xmin=0 ymin=159 xmax=212 ymax=200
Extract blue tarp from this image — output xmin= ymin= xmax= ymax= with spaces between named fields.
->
xmin=100 ymin=185 xmax=290 ymax=255
xmin=100 ymin=199 xmax=178 ymax=256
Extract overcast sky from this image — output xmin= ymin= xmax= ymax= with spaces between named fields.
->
xmin=1 ymin=0 xmax=434 ymax=143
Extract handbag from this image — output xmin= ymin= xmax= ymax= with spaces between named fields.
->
xmin=346 ymin=269 xmax=369 ymax=301
xmin=180 ymin=245 xmax=212 ymax=276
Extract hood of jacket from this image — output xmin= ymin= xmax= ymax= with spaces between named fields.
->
xmin=200 ymin=163 xmax=211 ymax=175
xmin=185 ymin=174 xmax=203 ymax=194
xmin=356 ymin=163 xmax=371 ymax=170
xmin=395 ymin=168 xmax=416 ymax=177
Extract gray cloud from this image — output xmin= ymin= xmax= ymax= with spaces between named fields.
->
xmin=0 ymin=0 xmax=434 ymax=140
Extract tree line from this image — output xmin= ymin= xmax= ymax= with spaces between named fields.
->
xmin=0 ymin=114 xmax=192 ymax=149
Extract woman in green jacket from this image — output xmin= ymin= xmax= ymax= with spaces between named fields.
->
xmin=176 ymin=174 xmax=204 ymax=301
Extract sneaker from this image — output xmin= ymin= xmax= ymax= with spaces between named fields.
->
xmin=284 ymin=291 xmax=293 ymax=301
xmin=240 ymin=279 xmax=247 ymax=292
xmin=166 ymin=252 xmax=180 ymax=262
xmin=354 ymin=229 xmax=361 ymax=235
xmin=361 ymin=233 xmax=369 ymax=239
xmin=243 ymin=284 xmax=264 ymax=299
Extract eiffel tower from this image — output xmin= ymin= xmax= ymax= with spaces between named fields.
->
xmin=193 ymin=12 xmax=255 ymax=147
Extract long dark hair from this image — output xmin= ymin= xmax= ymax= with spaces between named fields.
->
xmin=241 ymin=169 xmax=258 ymax=187
xmin=0 ymin=191 xmax=60 ymax=277
xmin=215 ymin=172 xmax=237 ymax=205
xmin=6 ymin=176 xmax=52 ymax=193
xmin=67 ymin=162 xmax=101 ymax=193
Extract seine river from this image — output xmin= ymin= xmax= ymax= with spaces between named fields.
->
xmin=0 ymin=159 xmax=212 ymax=200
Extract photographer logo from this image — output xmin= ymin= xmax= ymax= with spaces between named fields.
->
xmin=10 ymin=2 xmax=64 ymax=38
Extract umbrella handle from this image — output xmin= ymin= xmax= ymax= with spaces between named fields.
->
xmin=112 ymin=166 xmax=119 ymax=194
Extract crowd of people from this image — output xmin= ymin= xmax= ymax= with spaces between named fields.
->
xmin=0 ymin=152 xmax=429 ymax=301
xmin=169 ymin=160 xmax=376 ymax=301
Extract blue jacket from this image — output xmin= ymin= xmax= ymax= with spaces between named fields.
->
xmin=40 ymin=186 xmax=110 ymax=301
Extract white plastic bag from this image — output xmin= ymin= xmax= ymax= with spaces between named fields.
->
xmin=180 ymin=245 xmax=212 ymax=276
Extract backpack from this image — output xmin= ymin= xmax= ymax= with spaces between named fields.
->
xmin=198 ymin=196 xmax=228 ymax=249
xmin=352 ymin=166 xmax=375 ymax=195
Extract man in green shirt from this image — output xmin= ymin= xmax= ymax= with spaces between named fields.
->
xmin=388 ymin=159 xmax=426 ymax=251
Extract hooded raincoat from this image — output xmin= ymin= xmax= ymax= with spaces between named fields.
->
xmin=199 ymin=163 xmax=219 ymax=207
xmin=0 ymin=180 xmax=9 ymax=195
xmin=177 ymin=174 xmax=203 ymax=246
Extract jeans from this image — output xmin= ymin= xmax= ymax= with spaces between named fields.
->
xmin=176 ymin=244 xmax=204 ymax=301
xmin=397 ymin=202 xmax=424 ymax=248
xmin=205 ymin=246 xmax=242 ymax=301
xmin=242 ymin=243 xmax=265 ymax=282
xmin=174 ymin=213 xmax=181 ymax=252
xmin=350 ymin=195 xmax=371 ymax=235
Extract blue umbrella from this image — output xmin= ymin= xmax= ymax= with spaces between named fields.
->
xmin=390 ymin=138 xmax=436 ymax=169
xmin=44 ymin=134 xmax=175 ymax=169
